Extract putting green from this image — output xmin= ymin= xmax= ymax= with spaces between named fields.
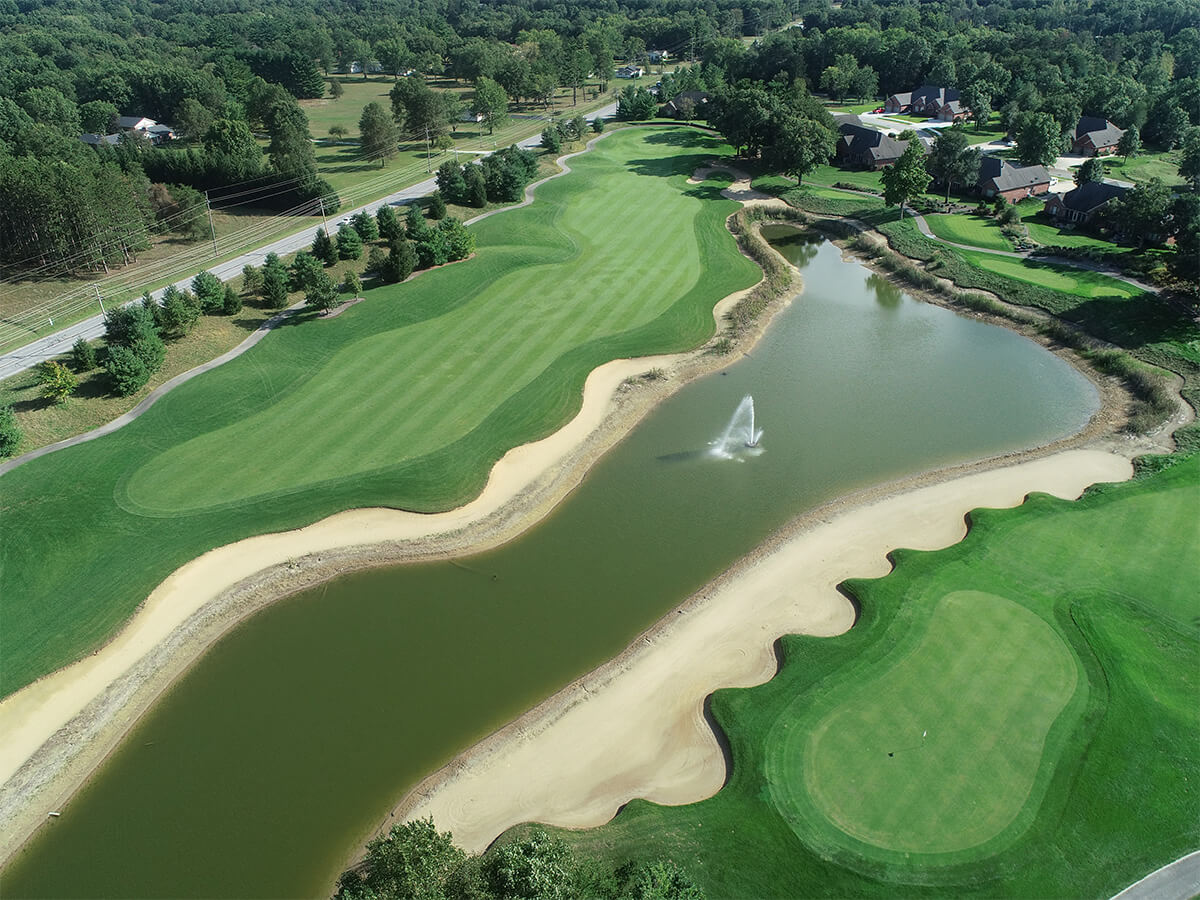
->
xmin=771 ymin=591 xmax=1080 ymax=855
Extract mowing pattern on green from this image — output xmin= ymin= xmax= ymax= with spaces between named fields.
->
xmin=0 ymin=128 xmax=760 ymax=698
xmin=956 ymin=248 xmax=1142 ymax=298
xmin=775 ymin=591 xmax=1079 ymax=855
xmin=553 ymin=455 xmax=1200 ymax=897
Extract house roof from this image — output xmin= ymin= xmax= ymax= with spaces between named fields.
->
xmin=940 ymin=100 xmax=965 ymax=115
xmin=661 ymin=91 xmax=710 ymax=115
xmin=912 ymin=85 xmax=959 ymax=106
xmin=116 ymin=115 xmax=156 ymax=130
xmin=837 ymin=121 xmax=909 ymax=162
xmin=888 ymin=92 xmax=913 ymax=105
xmin=79 ymin=132 xmax=121 ymax=145
xmin=979 ymin=156 xmax=1050 ymax=192
xmin=1075 ymin=116 xmax=1124 ymax=148
xmin=1060 ymin=180 xmax=1129 ymax=213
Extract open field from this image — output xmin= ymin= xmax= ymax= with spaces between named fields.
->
xmin=0 ymin=127 xmax=760 ymax=699
xmin=955 ymin=248 xmax=1144 ymax=298
xmin=924 ymin=213 xmax=1013 ymax=251
xmin=551 ymin=453 xmax=1200 ymax=896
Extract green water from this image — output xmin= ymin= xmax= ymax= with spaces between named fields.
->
xmin=2 ymin=233 xmax=1098 ymax=898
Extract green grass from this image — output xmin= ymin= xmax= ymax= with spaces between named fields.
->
xmin=924 ymin=213 xmax=1013 ymax=251
xmin=954 ymin=248 xmax=1143 ymax=298
xmin=1093 ymin=151 xmax=1183 ymax=187
xmin=0 ymin=127 xmax=761 ymax=698
xmin=550 ymin=453 xmax=1200 ymax=896
xmin=1021 ymin=212 xmax=1120 ymax=250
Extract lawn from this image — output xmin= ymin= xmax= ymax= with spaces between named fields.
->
xmin=955 ymin=248 xmax=1143 ymax=299
xmin=1021 ymin=212 xmax=1120 ymax=250
xmin=0 ymin=127 xmax=761 ymax=698
xmin=552 ymin=453 xmax=1200 ymax=897
xmin=924 ymin=213 xmax=1013 ymax=251
xmin=1093 ymin=150 xmax=1183 ymax=187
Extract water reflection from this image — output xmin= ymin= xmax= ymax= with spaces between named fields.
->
xmin=866 ymin=273 xmax=903 ymax=309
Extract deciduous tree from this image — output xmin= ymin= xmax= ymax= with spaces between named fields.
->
xmin=881 ymin=139 xmax=932 ymax=218
xmin=359 ymin=101 xmax=399 ymax=166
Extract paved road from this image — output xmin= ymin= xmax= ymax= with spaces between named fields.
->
xmin=1110 ymin=850 xmax=1200 ymax=900
xmin=0 ymin=104 xmax=616 ymax=382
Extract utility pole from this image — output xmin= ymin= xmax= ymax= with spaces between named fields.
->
xmin=425 ymin=126 xmax=432 ymax=172
xmin=204 ymin=190 xmax=218 ymax=258
xmin=317 ymin=196 xmax=329 ymax=231
xmin=92 ymin=284 xmax=106 ymax=317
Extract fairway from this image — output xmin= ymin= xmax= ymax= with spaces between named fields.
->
xmin=956 ymin=248 xmax=1144 ymax=298
xmin=776 ymin=591 xmax=1079 ymax=855
xmin=0 ymin=127 xmax=760 ymax=697
xmin=555 ymin=454 xmax=1200 ymax=896
xmin=925 ymin=213 xmax=1013 ymax=251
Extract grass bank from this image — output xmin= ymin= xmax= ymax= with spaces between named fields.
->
xmin=0 ymin=127 xmax=760 ymax=698
xmin=545 ymin=452 xmax=1200 ymax=896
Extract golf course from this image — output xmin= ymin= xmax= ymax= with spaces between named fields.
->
xmin=0 ymin=127 xmax=759 ymax=699
xmin=549 ymin=453 xmax=1200 ymax=897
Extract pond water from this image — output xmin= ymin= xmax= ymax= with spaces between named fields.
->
xmin=2 ymin=231 xmax=1098 ymax=898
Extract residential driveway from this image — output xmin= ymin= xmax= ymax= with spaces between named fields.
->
xmin=0 ymin=104 xmax=618 ymax=382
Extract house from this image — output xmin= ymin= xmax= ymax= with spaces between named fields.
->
xmin=1043 ymin=181 xmax=1129 ymax=224
xmin=459 ymin=110 xmax=486 ymax=123
xmin=114 ymin=115 xmax=175 ymax=144
xmin=79 ymin=132 xmax=121 ymax=146
xmin=885 ymin=85 xmax=959 ymax=116
xmin=660 ymin=91 xmax=710 ymax=119
xmin=976 ymin=157 xmax=1051 ymax=202
xmin=348 ymin=60 xmax=384 ymax=75
xmin=648 ymin=49 xmax=671 ymax=63
xmin=834 ymin=115 xmax=918 ymax=169
xmin=1071 ymin=116 xmax=1124 ymax=156
xmin=934 ymin=100 xmax=969 ymax=123
xmin=615 ymin=65 xmax=645 ymax=79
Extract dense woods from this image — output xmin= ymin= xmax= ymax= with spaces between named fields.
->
xmin=1 ymin=0 xmax=1197 ymax=279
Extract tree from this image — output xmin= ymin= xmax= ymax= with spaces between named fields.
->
xmin=221 ymin=284 xmax=242 ymax=315
xmin=290 ymin=250 xmax=323 ymax=291
xmin=390 ymin=77 xmax=451 ymax=141
xmin=241 ymin=263 xmax=263 ymax=296
xmin=191 ymin=270 xmax=224 ymax=313
xmin=439 ymin=217 xmax=475 ymax=260
xmin=1117 ymin=126 xmax=1141 ymax=163
xmin=592 ymin=117 xmax=605 ymax=133
xmin=406 ymin=203 xmax=430 ymax=238
xmin=161 ymin=284 xmax=200 ymax=335
xmin=624 ymin=859 xmax=705 ymax=900
xmin=1110 ymin=178 xmax=1172 ymax=247
xmin=306 ymin=270 xmax=340 ymax=311
xmin=376 ymin=205 xmax=402 ymax=241
xmin=174 ymin=98 xmax=213 ymax=142
xmin=483 ymin=827 xmax=575 ymax=900
xmin=428 ymin=192 xmax=447 ymax=219
xmin=464 ymin=164 xmax=487 ymax=207
xmin=1169 ymin=193 xmax=1200 ymax=279
xmin=262 ymin=252 xmax=290 ymax=308
xmin=0 ymin=404 xmax=21 ymax=458
xmin=351 ymin=211 xmax=379 ymax=242
xmin=927 ymin=128 xmax=981 ymax=201
xmin=340 ymin=818 xmax=465 ymax=900
xmin=414 ymin=228 xmax=450 ymax=268
xmin=541 ymin=125 xmax=562 ymax=152
xmin=343 ymin=270 xmax=363 ymax=297
xmin=337 ymin=224 xmax=364 ymax=259
xmin=105 ymin=345 xmax=150 ymax=396
xmin=312 ymin=227 xmax=338 ymax=266
xmin=329 ymin=80 xmax=345 ymax=100
xmin=329 ymin=124 xmax=348 ymax=140
xmin=436 ymin=161 xmax=467 ymax=204
xmin=472 ymin=77 xmax=509 ymax=134
xmin=365 ymin=246 xmax=387 ymax=275
xmin=617 ymin=85 xmax=657 ymax=120
xmin=1017 ymin=112 xmax=1064 ymax=167
xmin=960 ymin=84 xmax=992 ymax=130
xmin=881 ymin=139 xmax=932 ymax=218
xmin=79 ymin=100 xmax=117 ymax=135
xmin=381 ymin=238 xmax=417 ymax=282
xmin=1075 ymin=157 xmax=1106 ymax=186
xmin=1179 ymin=126 xmax=1200 ymax=190
xmin=38 ymin=360 xmax=77 ymax=405
xmin=102 ymin=303 xmax=165 ymax=394
xmin=764 ymin=114 xmax=836 ymax=185
xmin=359 ymin=101 xmax=399 ymax=167
xmin=72 ymin=338 xmax=97 ymax=371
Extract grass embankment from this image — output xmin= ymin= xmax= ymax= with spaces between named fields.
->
xmin=0 ymin=127 xmax=760 ymax=699
xmin=923 ymin=213 xmax=1012 ymax=252
xmin=547 ymin=453 xmax=1200 ymax=897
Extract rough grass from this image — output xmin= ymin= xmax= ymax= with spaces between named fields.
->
xmin=1021 ymin=213 xmax=1122 ymax=251
xmin=0 ymin=127 xmax=761 ymax=698
xmin=551 ymin=453 xmax=1200 ymax=897
xmin=924 ymin=213 xmax=1013 ymax=252
xmin=1101 ymin=151 xmax=1184 ymax=187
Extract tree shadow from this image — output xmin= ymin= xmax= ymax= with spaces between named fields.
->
xmin=1058 ymin=294 xmax=1198 ymax=350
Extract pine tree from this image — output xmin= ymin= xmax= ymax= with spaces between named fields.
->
xmin=359 ymin=101 xmax=399 ymax=166
xmin=351 ymin=210 xmax=379 ymax=241
xmin=428 ymin=192 xmax=447 ymax=220
xmin=222 ymin=284 xmax=242 ymax=315
xmin=337 ymin=224 xmax=364 ymax=259
xmin=382 ymin=239 xmax=417 ymax=283
xmin=376 ymin=205 xmax=402 ymax=242
xmin=262 ymin=256 xmax=290 ymax=309
xmin=312 ymin=227 xmax=338 ymax=266
xmin=0 ymin=404 xmax=21 ymax=458
xmin=191 ymin=270 xmax=224 ymax=313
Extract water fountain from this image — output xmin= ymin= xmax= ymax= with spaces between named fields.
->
xmin=711 ymin=394 xmax=763 ymax=459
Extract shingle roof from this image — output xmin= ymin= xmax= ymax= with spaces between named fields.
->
xmin=1061 ymin=180 xmax=1128 ymax=213
xmin=978 ymin=156 xmax=1050 ymax=192
xmin=1075 ymin=116 xmax=1124 ymax=149
xmin=837 ymin=122 xmax=909 ymax=163
xmin=912 ymin=85 xmax=959 ymax=106
xmin=661 ymin=91 xmax=710 ymax=115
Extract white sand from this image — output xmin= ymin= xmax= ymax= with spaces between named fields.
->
xmin=392 ymin=449 xmax=1133 ymax=853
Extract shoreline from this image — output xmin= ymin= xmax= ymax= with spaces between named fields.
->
xmin=0 ymin=166 xmax=790 ymax=870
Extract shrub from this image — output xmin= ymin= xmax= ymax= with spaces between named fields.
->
xmin=427 ymin=191 xmax=447 ymax=220
xmin=0 ymin=404 xmax=21 ymax=458
xmin=38 ymin=360 xmax=77 ymax=405
xmin=351 ymin=210 xmax=379 ymax=242
xmin=71 ymin=337 xmax=97 ymax=371
xmin=191 ymin=270 xmax=224 ymax=313
xmin=221 ymin=284 xmax=242 ymax=315
xmin=365 ymin=246 xmax=387 ymax=274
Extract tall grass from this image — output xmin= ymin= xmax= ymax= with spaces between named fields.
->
xmin=720 ymin=206 xmax=809 ymax=341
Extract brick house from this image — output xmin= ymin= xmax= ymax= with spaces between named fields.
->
xmin=976 ymin=157 xmax=1051 ymax=202
xmin=885 ymin=86 xmax=959 ymax=116
xmin=834 ymin=114 xmax=919 ymax=169
xmin=934 ymin=100 xmax=969 ymax=122
xmin=1071 ymin=117 xmax=1124 ymax=156
xmin=1043 ymin=181 xmax=1129 ymax=224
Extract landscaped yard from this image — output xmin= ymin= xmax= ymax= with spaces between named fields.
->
xmin=549 ymin=453 xmax=1200 ymax=897
xmin=0 ymin=127 xmax=761 ymax=698
xmin=1020 ymin=212 xmax=1121 ymax=250
xmin=925 ymin=213 xmax=1013 ymax=251
xmin=1091 ymin=150 xmax=1184 ymax=187
xmin=955 ymin=248 xmax=1144 ymax=298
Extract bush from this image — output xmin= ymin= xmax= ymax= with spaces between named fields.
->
xmin=365 ymin=246 xmax=387 ymax=274
xmin=0 ymin=404 xmax=21 ymax=458
xmin=221 ymin=284 xmax=242 ymax=315
xmin=438 ymin=217 xmax=474 ymax=261
xmin=428 ymin=191 xmax=447 ymax=220
xmin=71 ymin=337 xmax=97 ymax=371
xmin=191 ymin=270 xmax=224 ymax=313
